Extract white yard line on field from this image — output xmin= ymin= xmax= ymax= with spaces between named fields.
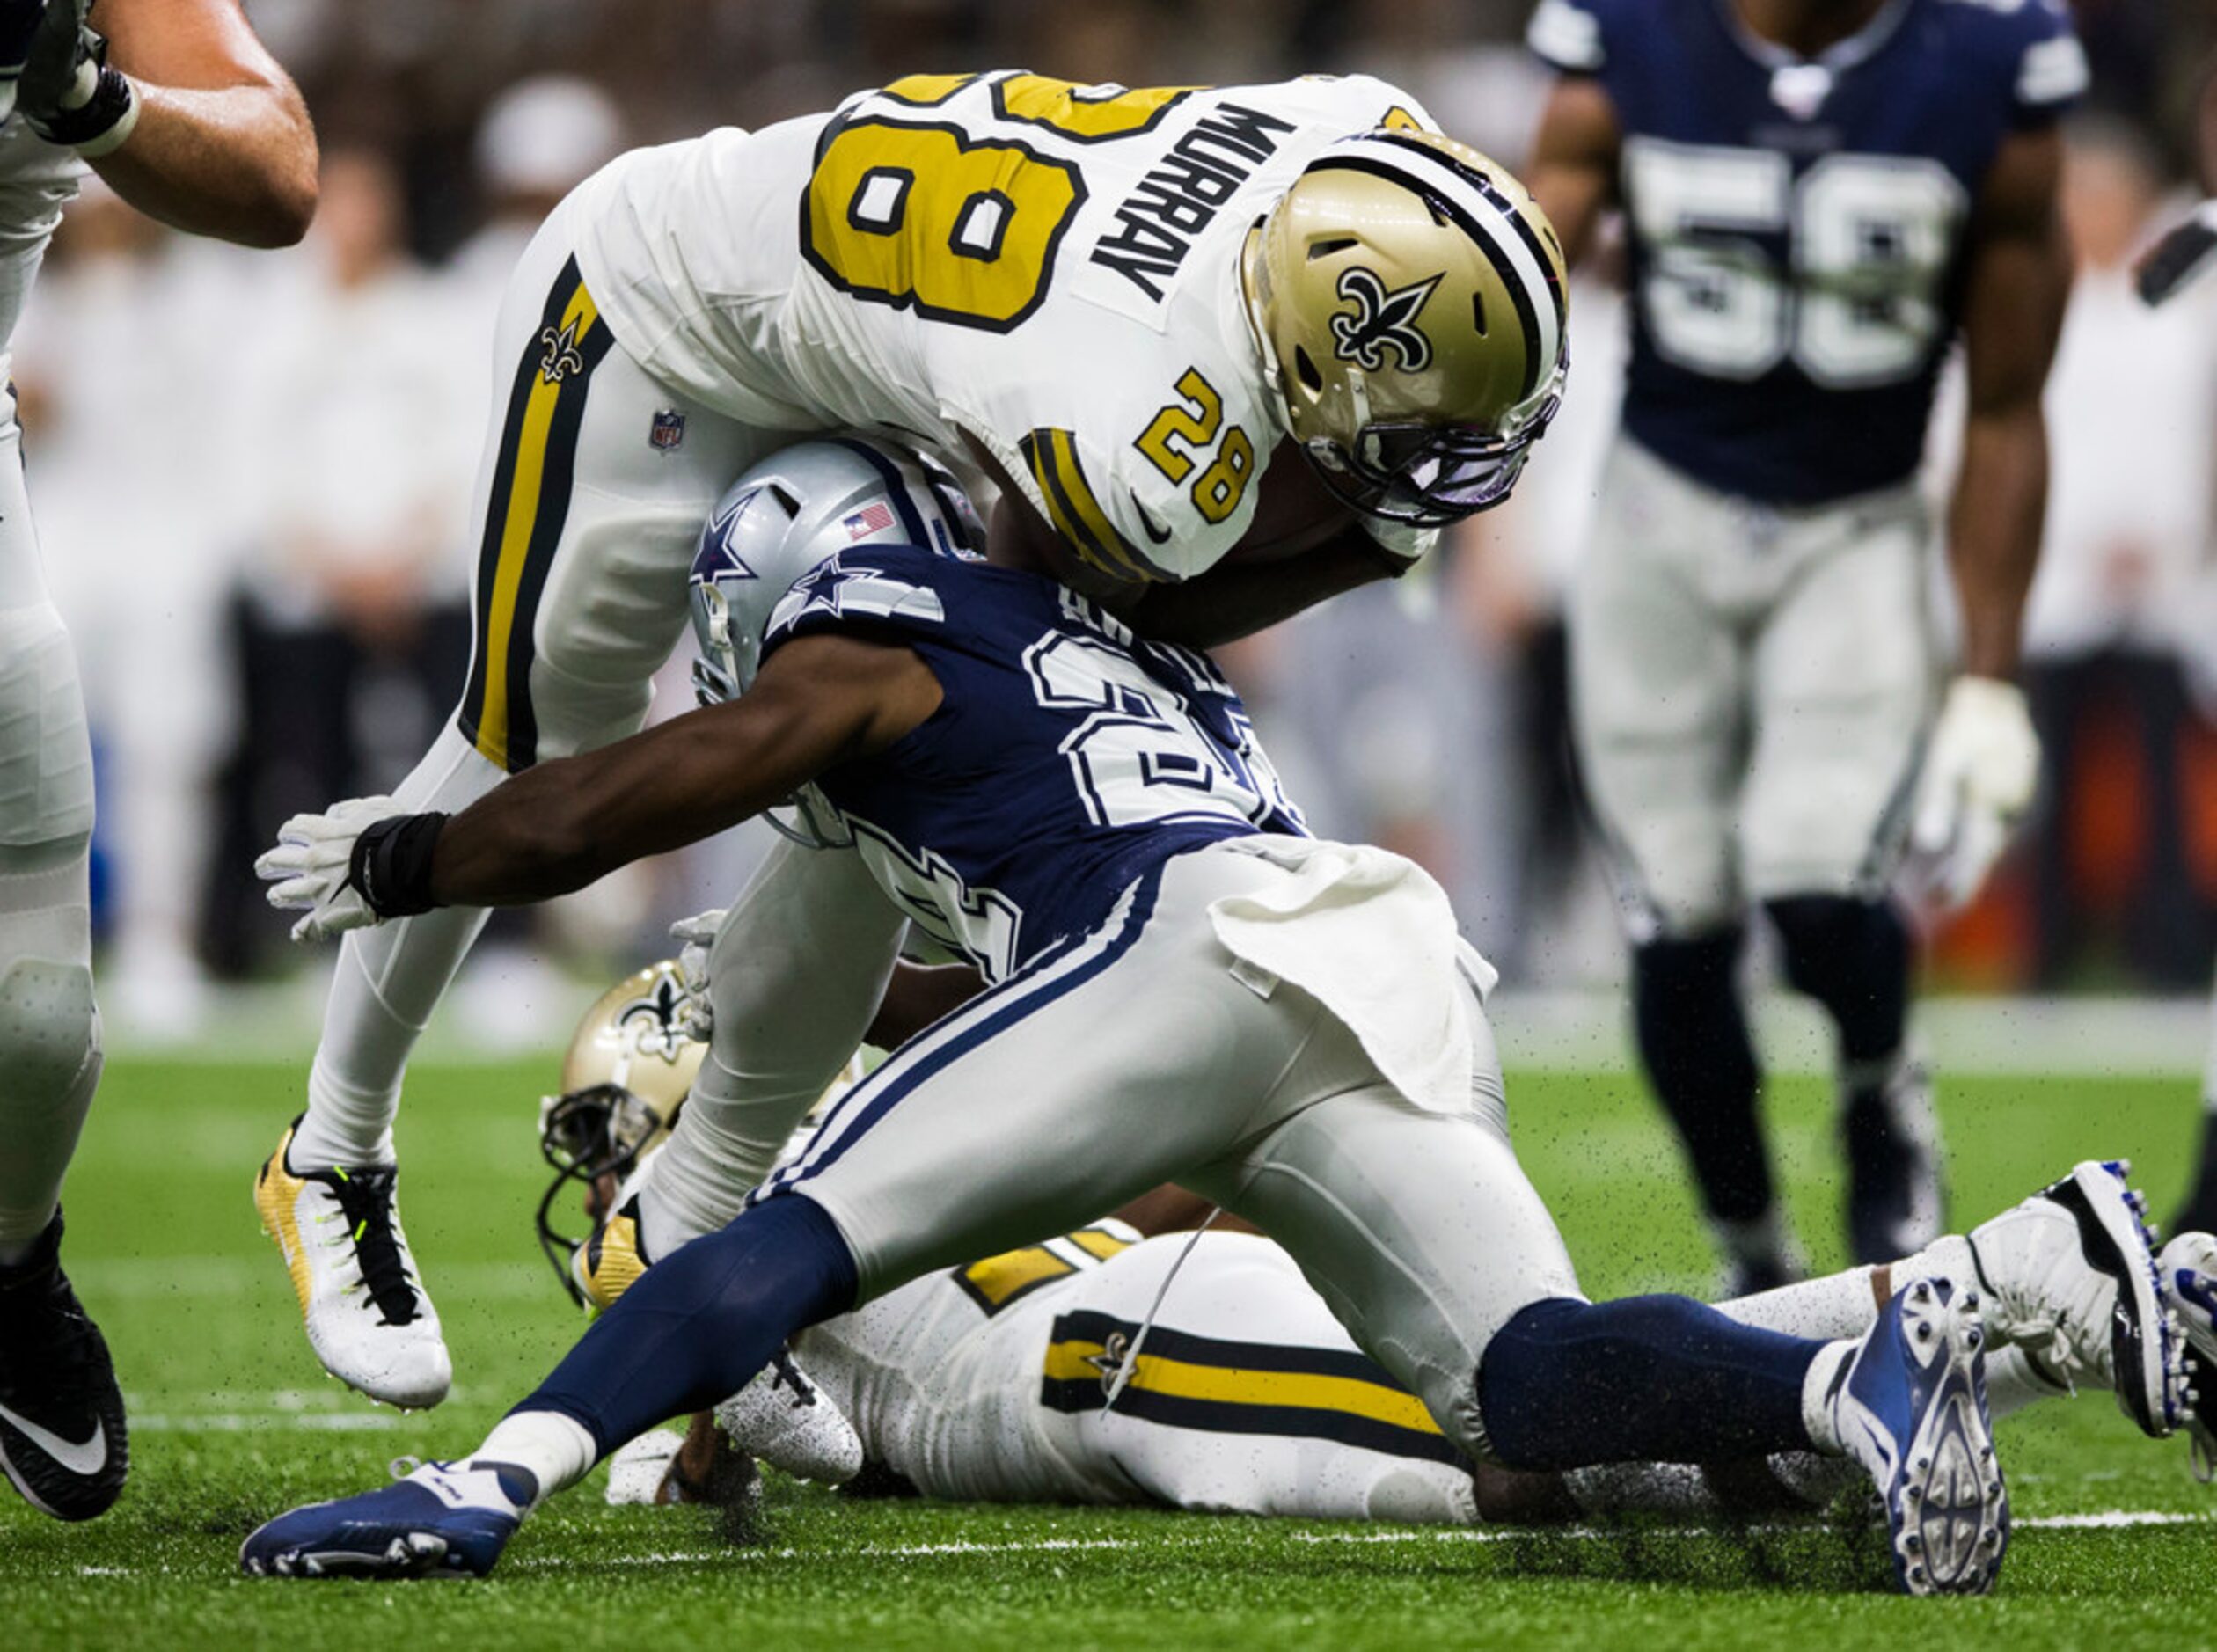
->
xmin=493 ymin=1509 xmax=2213 ymax=1571
xmin=64 ymin=1510 xmax=2210 ymax=1579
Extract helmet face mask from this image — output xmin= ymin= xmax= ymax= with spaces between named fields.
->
xmin=1246 ymin=129 xmax=1569 ymax=530
xmin=533 ymin=961 xmax=705 ymax=1305
xmin=1308 ymin=358 xmax=1566 ymax=527
xmin=535 ymin=1081 xmax=670 ymax=1304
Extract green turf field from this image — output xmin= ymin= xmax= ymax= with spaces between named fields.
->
xmin=2 ymin=1054 xmax=2209 ymax=1648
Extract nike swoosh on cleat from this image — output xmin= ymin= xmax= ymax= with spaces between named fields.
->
xmin=0 ymin=1400 xmax=107 ymax=1476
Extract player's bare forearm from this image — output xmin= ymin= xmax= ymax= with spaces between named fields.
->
xmin=1947 ymin=127 xmax=2067 ymax=682
xmin=1526 ymin=76 xmax=1621 ymax=268
xmin=92 ymin=0 xmax=317 ymax=246
xmin=1948 ymin=405 xmax=2048 ymax=681
xmin=428 ymin=636 xmax=942 ymax=909
xmin=867 ymin=961 xmax=985 ymax=1048
xmin=1123 ymin=529 xmax=1394 ymax=648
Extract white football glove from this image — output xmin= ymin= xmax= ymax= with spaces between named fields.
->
xmin=255 ymin=795 xmax=401 ymax=942
xmin=669 ymin=907 xmax=726 ymax=1042
xmin=1909 ymin=676 xmax=2040 ymax=911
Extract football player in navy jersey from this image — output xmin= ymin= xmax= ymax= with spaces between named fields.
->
xmin=233 ymin=440 xmax=2186 ymax=1595
xmin=1525 ymin=0 xmax=2085 ymax=1287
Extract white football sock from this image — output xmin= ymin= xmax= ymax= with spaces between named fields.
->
xmin=1800 ymin=1340 xmax=1855 ymax=1453
xmin=636 ymin=839 xmax=904 ymax=1256
xmin=1715 ymin=1263 xmax=1880 ymax=1340
xmin=289 ymin=726 xmax=502 ymax=1170
xmin=472 ymin=1409 xmax=597 ymax=1506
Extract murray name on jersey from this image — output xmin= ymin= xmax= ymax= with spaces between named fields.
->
xmin=1087 ymin=99 xmax=1299 ymax=303
xmin=759 ymin=543 xmax=1304 ymax=983
xmin=1528 ymin=0 xmax=2087 ymax=504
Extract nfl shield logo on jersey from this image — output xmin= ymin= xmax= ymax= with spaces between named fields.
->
xmin=648 ymin=409 xmax=686 ymax=452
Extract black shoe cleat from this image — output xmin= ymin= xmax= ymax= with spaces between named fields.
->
xmin=0 ymin=1210 xmax=128 ymax=1521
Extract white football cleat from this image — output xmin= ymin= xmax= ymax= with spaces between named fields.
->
xmin=604 ymin=1428 xmax=689 ymax=1506
xmin=256 ymin=1118 xmax=452 ymax=1410
xmin=1938 ymin=1159 xmax=2183 ymax=1438
xmin=714 ymin=1350 xmax=862 ymax=1485
xmin=2157 ymin=1232 xmax=2216 ymax=1480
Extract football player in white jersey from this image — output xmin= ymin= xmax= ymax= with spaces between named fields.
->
xmin=255 ymin=74 xmax=1572 ymax=1413
xmin=0 ymin=0 xmax=315 ymax=1524
xmin=539 ymin=973 xmax=2215 ymax=1526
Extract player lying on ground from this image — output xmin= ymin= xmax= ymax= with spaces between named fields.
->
xmin=245 ymin=441 xmax=2182 ymax=1594
xmin=265 ymin=72 xmax=1574 ymax=1416
xmin=1522 ymin=0 xmax=2080 ymax=1288
xmin=542 ymin=969 xmax=2216 ymax=1523
xmin=0 ymin=0 xmax=317 ymax=1525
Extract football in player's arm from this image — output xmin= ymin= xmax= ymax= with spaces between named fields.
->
xmin=1525 ymin=38 xmax=2070 ymax=907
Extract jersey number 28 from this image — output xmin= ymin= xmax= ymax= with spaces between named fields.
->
xmin=804 ymin=75 xmax=1196 ymax=332
xmin=1624 ymin=138 xmax=1966 ymax=388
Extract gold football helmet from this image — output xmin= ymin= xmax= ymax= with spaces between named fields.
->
xmin=1243 ymin=128 xmax=1569 ymax=527
xmin=535 ymin=961 xmax=704 ymax=1303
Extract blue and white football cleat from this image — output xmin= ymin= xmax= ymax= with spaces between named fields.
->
xmin=1833 ymin=1275 xmax=2005 ymax=1596
xmin=239 ymin=1458 xmax=533 ymax=1579
xmin=1962 ymin=1160 xmax=2184 ymax=1439
xmin=2157 ymin=1232 xmax=2216 ymax=1480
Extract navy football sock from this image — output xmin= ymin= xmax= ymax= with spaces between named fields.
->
xmin=1764 ymin=894 xmax=1911 ymax=1071
xmin=516 ymin=1194 xmax=859 ymax=1457
xmin=1477 ymin=1295 xmax=1823 ymax=1472
xmin=1631 ymin=929 xmax=1772 ymax=1224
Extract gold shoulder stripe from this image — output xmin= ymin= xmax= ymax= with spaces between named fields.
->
xmin=1020 ymin=428 xmax=1151 ymax=582
xmin=880 ymin=72 xmax=977 ymax=107
xmin=1065 ymin=1225 xmax=1136 ymax=1262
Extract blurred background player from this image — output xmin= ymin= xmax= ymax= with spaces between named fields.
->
xmin=0 ymin=0 xmax=315 ymax=1524
xmin=1524 ymin=0 xmax=2083 ymax=1288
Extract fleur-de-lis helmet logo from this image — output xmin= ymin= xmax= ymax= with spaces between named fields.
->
xmin=1328 ymin=266 xmax=1444 ymax=373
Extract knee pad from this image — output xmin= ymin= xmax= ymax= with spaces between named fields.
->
xmin=1763 ymin=894 xmax=1909 ymax=1065
xmin=0 ymin=955 xmax=99 ymax=1102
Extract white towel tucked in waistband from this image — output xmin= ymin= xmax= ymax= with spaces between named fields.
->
xmin=1206 ymin=837 xmax=1496 ymax=1116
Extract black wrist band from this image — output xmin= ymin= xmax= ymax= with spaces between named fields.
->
xmin=27 ymin=63 xmax=131 ymax=149
xmin=346 ymin=813 xmax=450 ymax=918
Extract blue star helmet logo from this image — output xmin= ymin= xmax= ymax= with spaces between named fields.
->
xmin=690 ymin=489 xmax=766 ymax=591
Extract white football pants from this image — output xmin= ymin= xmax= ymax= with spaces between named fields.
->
xmin=294 ymin=192 xmax=786 ymax=1168
xmin=0 ymin=384 xmax=103 ymax=1260
xmin=1570 ymin=435 xmax=1938 ymax=938
xmin=763 ymin=841 xmax=1584 ymax=1463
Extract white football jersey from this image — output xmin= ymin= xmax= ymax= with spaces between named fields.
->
xmin=792 ymin=1219 xmax=1144 ymax=1490
xmin=0 ymin=121 xmax=80 ymax=361
xmin=567 ymin=72 xmax=1437 ymax=583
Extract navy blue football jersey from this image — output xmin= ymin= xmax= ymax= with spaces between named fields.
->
xmin=1528 ymin=0 xmax=2086 ymax=504
xmin=759 ymin=545 xmax=1306 ymax=981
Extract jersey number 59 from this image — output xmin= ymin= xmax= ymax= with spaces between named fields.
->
xmin=1624 ymin=138 xmax=1967 ymax=388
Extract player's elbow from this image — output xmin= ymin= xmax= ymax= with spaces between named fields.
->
xmin=238 ymin=142 xmax=320 ymax=249
xmin=217 ymin=91 xmax=321 ymax=247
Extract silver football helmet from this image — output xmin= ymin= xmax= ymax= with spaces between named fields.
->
xmin=687 ymin=438 xmax=981 ymax=850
